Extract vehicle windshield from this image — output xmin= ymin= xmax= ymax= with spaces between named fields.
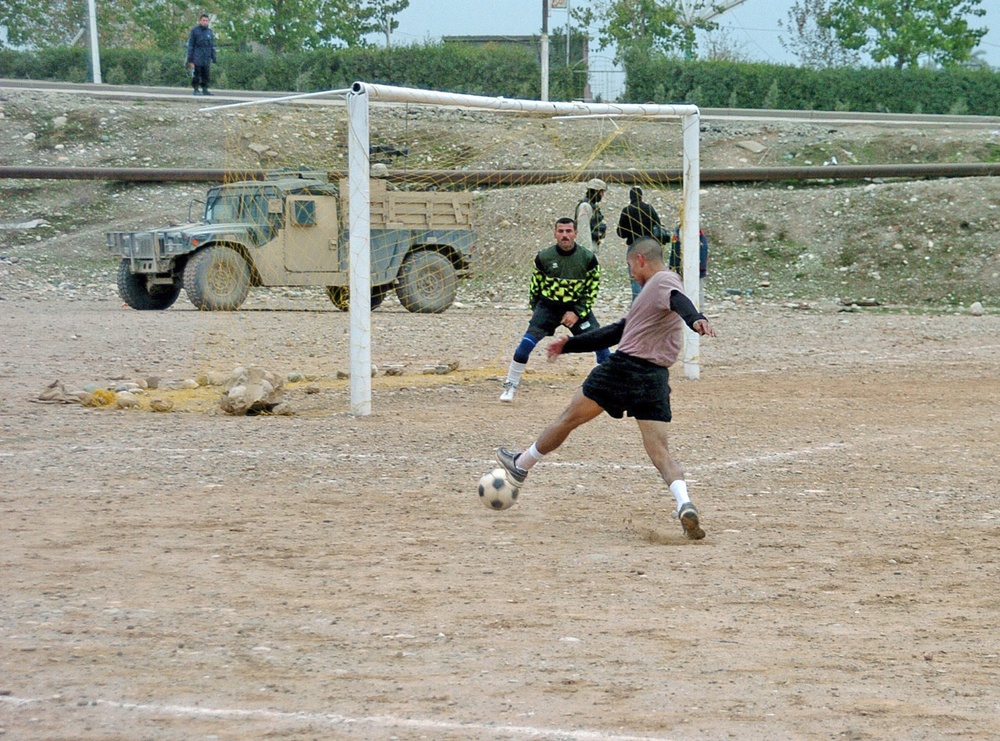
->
xmin=204 ymin=190 xmax=270 ymax=225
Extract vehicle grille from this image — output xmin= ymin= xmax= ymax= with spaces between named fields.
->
xmin=110 ymin=232 xmax=159 ymax=258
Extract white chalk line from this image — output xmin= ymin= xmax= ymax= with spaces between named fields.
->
xmin=723 ymin=340 xmax=1000 ymax=375
xmin=706 ymin=442 xmax=850 ymax=470
xmin=0 ymin=694 xmax=675 ymax=741
xmin=0 ymin=442 xmax=849 ymax=474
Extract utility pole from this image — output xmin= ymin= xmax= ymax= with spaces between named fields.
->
xmin=87 ymin=0 xmax=102 ymax=84
xmin=566 ymin=0 xmax=571 ymax=66
xmin=540 ymin=0 xmax=549 ymax=101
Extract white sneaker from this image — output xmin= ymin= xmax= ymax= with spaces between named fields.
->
xmin=499 ymin=381 xmax=517 ymax=402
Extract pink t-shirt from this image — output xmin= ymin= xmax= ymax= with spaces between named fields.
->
xmin=616 ymin=270 xmax=686 ymax=368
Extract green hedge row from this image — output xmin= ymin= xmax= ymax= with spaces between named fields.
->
xmin=4 ymin=44 xmax=998 ymax=114
xmin=0 ymin=43 xmax=580 ymax=101
xmin=624 ymin=58 xmax=1000 ymax=115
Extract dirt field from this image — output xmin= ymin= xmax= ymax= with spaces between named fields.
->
xmin=2 ymin=291 xmax=999 ymax=741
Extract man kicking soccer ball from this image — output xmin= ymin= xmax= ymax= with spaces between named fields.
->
xmin=495 ymin=236 xmax=717 ymax=540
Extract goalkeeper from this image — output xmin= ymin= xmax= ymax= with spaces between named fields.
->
xmin=500 ymin=217 xmax=611 ymax=403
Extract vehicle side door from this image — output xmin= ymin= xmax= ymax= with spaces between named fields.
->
xmin=282 ymin=195 xmax=340 ymax=273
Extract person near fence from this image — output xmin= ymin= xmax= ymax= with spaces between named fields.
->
xmin=574 ymin=178 xmax=607 ymax=252
xmin=186 ymin=13 xmax=217 ymax=96
xmin=500 ymin=217 xmax=611 ymax=403
xmin=669 ymin=226 xmax=709 ymax=307
xmin=616 ymin=186 xmax=664 ymax=301
xmin=495 ymin=236 xmax=717 ymax=539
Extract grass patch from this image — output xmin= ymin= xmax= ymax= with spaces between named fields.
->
xmin=31 ymin=110 xmax=105 ymax=149
xmin=785 ymin=136 xmax=1000 ymax=167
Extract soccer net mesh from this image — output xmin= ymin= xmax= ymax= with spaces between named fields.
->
xmin=206 ymin=84 xmax=701 ymax=412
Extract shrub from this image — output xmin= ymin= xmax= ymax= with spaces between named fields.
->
xmin=622 ymin=56 xmax=1000 ymax=114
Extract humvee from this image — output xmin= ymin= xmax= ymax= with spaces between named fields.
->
xmin=107 ymin=172 xmax=475 ymax=312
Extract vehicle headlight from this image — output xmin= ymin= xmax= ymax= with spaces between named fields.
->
xmin=163 ymin=237 xmax=186 ymax=254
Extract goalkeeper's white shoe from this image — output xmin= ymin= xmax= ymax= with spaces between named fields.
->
xmin=499 ymin=381 xmax=517 ymax=403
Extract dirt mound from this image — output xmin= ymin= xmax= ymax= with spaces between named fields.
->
xmin=1 ymin=87 xmax=998 ymax=308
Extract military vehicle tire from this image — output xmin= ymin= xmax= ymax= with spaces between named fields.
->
xmin=326 ymin=285 xmax=389 ymax=312
xmin=183 ymin=246 xmax=252 ymax=311
xmin=396 ymin=251 xmax=456 ymax=314
xmin=372 ymin=283 xmax=389 ymax=309
xmin=117 ymin=260 xmax=182 ymax=310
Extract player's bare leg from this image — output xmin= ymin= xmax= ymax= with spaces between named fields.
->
xmin=496 ymin=390 xmax=603 ymax=483
xmin=535 ymin=389 xmax=605 ymax=456
xmin=637 ymin=419 xmax=705 ymax=540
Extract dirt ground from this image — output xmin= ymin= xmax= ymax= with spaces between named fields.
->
xmin=2 ymin=290 xmax=999 ymax=741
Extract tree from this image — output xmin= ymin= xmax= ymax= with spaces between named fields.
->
xmin=701 ymin=29 xmax=752 ymax=63
xmin=823 ymin=0 xmax=987 ymax=70
xmin=779 ymin=0 xmax=860 ymax=68
xmin=215 ymin=0 xmax=331 ymax=52
xmin=127 ymin=0 xmax=198 ymax=51
xmin=590 ymin=0 xmax=718 ymax=63
xmin=963 ymin=48 xmax=991 ymax=69
xmin=366 ymin=0 xmax=409 ymax=49
xmin=1 ymin=0 xmax=154 ymax=50
xmin=0 ymin=0 xmax=83 ymax=48
xmin=172 ymin=0 xmax=381 ymax=52
xmin=1 ymin=0 xmax=404 ymax=54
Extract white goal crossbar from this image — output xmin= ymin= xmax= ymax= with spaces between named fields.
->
xmin=347 ymin=82 xmax=702 ymax=415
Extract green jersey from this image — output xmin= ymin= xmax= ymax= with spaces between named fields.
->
xmin=528 ymin=243 xmax=601 ymax=317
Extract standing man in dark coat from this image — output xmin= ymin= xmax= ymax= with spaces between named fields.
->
xmin=186 ymin=13 xmax=217 ymax=96
xmin=616 ymin=186 xmax=663 ymax=301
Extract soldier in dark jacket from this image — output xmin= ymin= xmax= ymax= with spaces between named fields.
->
xmin=186 ymin=14 xmax=217 ymax=96
xmin=616 ymin=186 xmax=661 ymax=245
xmin=669 ymin=226 xmax=709 ymax=307
xmin=616 ymin=186 xmax=663 ymax=301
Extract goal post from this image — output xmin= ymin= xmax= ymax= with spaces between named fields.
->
xmin=346 ymin=81 xmax=703 ymax=415
xmin=681 ymin=110 xmax=702 ymax=379
xmin=347 ymin=89 xmax=372 ymax=416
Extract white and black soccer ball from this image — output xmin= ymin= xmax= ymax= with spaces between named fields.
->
xmin=478 ymin=467 xmax=520 ymax=511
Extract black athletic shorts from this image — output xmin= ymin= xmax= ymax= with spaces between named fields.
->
xmin=526 ymin=302 xmax=600 ymax=341
xmin=581 ymin=351 xmax=672 ymax=422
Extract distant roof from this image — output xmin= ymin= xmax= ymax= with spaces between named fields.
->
xmin=443 ymin=35 xmax=537 ymax=44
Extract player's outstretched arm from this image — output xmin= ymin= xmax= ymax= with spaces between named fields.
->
xmin=669 ymin=290 xmax=715 ymax=336
xmin=547 ymin=336 xmax=570 ymax=361
xmin=561 ymin=318 xmax=625 ymax=354
xmin=692 ymin=318 xmax=716 ymax=337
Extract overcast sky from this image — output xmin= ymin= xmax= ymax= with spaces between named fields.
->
xmin=385 ymin=0 xmax=1000 ymax=70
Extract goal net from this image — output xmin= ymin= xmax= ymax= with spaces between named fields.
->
xmin=210 ymin=82 xmax=702 ymax=414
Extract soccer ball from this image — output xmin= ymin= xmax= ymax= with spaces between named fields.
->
xmin=478 ymin=467 xmax=520 ymax=511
